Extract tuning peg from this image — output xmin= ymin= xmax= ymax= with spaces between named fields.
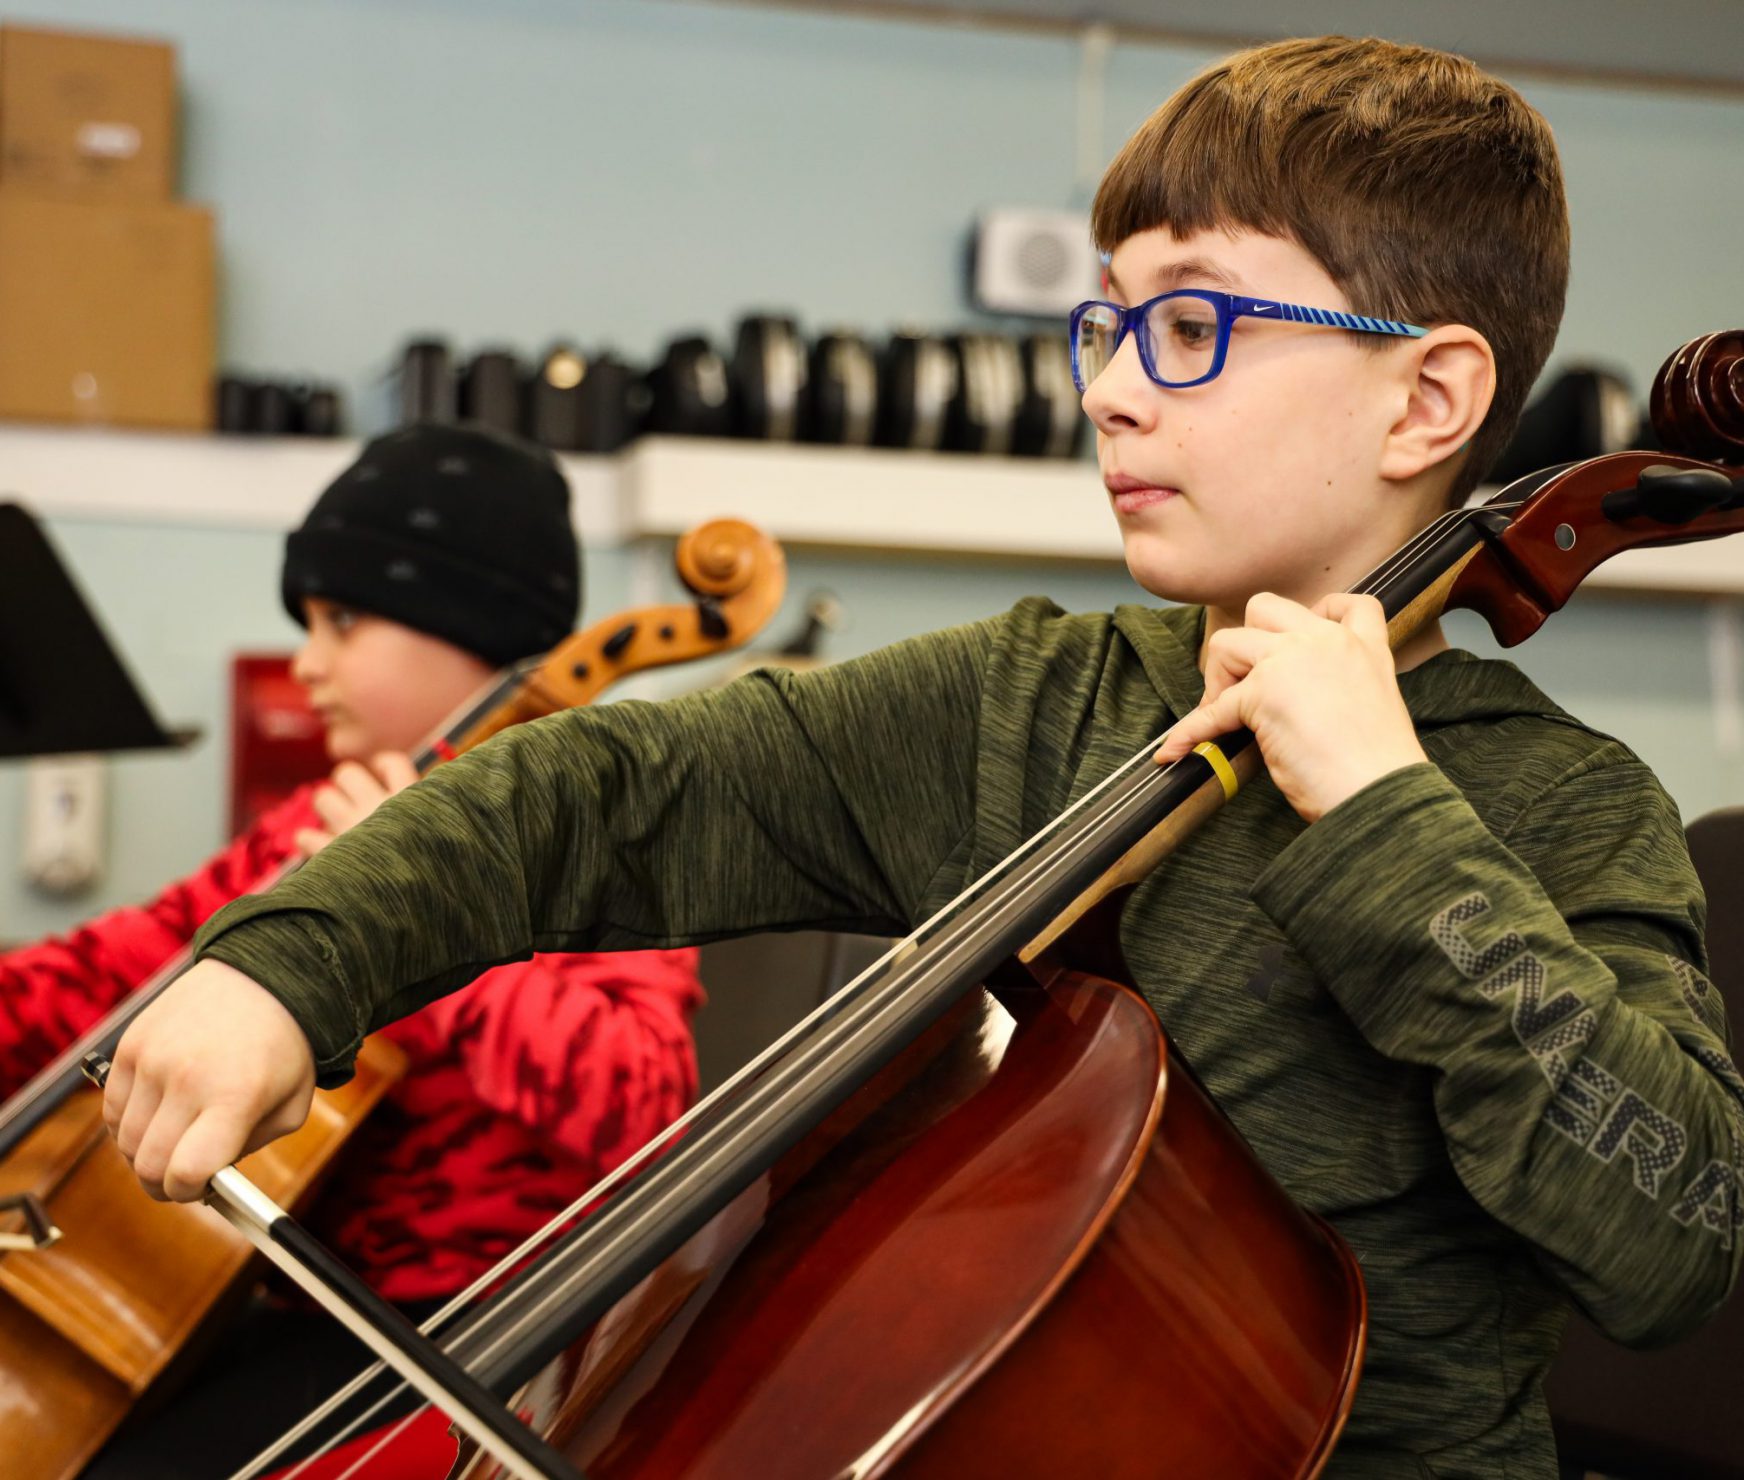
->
xmin=1600 ymin=463 xmax=1742 ymax=526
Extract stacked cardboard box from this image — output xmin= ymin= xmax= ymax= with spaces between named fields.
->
xmin=0 ymin=24 xmax=215 ymax=430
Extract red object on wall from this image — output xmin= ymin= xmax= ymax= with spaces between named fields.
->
xmin=229 ymin=653 xmax=329 ymax=835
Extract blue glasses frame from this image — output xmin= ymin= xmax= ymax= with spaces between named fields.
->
xmin=1068 ymin=289 xmax=1426 ymax=393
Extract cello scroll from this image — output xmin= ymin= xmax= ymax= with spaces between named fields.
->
xmin=452 ymin=518 xmax=786 ymax=750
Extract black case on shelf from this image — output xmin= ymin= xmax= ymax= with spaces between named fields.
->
xmin=806 ymin=332 xmax=878 ymax=446
xmin=730 ymin=314 xmax=809 ymax=441
xmin=648 ymin=336 xmax=733 ymax=438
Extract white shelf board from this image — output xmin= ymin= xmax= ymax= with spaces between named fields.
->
xmin=1 ymin=424 xmax=1738 ymax=597
xmin=1580 ymin=538 xmax=1744 ymax=597
xmin=626 ymin=437 xmax=1117 ymax=561
xmin=0 ymin=424 xmax=625 ymax=539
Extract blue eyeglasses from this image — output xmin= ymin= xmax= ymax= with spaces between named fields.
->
xmin=1068 ymin=289 xmax=1426 ymax=393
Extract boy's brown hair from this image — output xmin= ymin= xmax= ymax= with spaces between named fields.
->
xmin=1093 ymin=35 xmax=1569 ymax=502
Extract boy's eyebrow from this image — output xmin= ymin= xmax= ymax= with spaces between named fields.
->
xmin=1107 ymin=257 xmax=1246 ymax=302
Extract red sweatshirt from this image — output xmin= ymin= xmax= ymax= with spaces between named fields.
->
xmin=0 ymin=787 xmax=703 ymax=1302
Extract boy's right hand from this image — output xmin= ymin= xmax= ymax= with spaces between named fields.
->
xmin=103 ymin=959 xmax=317 ymax=1202
xmin=296 ymin=751 xmax=419 ymax=858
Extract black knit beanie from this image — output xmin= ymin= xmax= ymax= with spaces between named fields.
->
xmin=282 ymin=424 xmax=581 ymax=665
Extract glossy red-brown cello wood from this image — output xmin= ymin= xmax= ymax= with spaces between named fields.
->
xmin=481 ymin=964 xmax=1364 ymax=1479
xmin=0 ymin=518 xmax=786 ymax=1480
xmin=1450 ymin=331 xmax=1744 ymax=646
xmin=1650 ymin=328 xmax=1743 ymax=465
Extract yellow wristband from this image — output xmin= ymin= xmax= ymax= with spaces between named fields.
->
xmin=1193 ymin=741 xmax=1240 ymax=801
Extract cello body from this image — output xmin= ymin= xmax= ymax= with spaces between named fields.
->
xmin=0 ymin=1036 xmax=406 ymax=1480
xmin=468 ymin=962 xmax=1365 ymax=1478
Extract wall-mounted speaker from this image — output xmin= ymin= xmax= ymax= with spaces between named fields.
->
xmin=970 ymin=210 xmax=1100 ymax=317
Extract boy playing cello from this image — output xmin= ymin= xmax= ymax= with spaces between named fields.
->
xmin=1 ymin=425 xmax=702 ymax=1475
xmin=105 ymin=39 xmax=1740 ymax=1477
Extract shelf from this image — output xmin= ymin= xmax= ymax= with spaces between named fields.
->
xmin=1 ymin=425 xmax=1739 ymax=597
xmin=0 ymin=424 xmax=625 ymax=539
xmin=626 ymin=437 xmax=1113 ymax=561
xmin=1581 ymin=537 xmax=1744 ymax=597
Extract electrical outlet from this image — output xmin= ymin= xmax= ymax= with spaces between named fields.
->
xmin=23 ymin=754 xmax=107 ymax=897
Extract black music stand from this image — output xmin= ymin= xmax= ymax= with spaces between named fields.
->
xmin=0 ymin=501 xmax=198 ymax=760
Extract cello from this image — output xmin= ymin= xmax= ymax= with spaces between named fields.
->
xmin=112 ymin=331 xmax=1744 ymax=1478
xmin=0 ymin=517 xmax=786 ymax=1480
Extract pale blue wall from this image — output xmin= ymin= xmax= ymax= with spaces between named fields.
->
xmin=17 ymin=0 xmax=1744 ymax=410
xmin=2 ymin=0 xmax=1741 ymax=941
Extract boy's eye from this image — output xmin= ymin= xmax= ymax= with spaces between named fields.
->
xmin=328 ymin=606 xmax=360 ymax=634
xmin=1168 ymin=315 xmax=1217 ymax=348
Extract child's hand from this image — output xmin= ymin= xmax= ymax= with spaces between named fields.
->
xmin=295 ymin=752 xmax=419 ymax=857
xmin=1154 ymin=592 xmax=1428 ymax=824
xmin=104 ymin=958 xmax=317 ymax=1201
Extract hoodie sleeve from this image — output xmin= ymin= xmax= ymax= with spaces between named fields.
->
xmin=1252 ymin=752 xmax=1743 ymax=1348
xmin=194 ymin=622 xmax=995 ymax=1086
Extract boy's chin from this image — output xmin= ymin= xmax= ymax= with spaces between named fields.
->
xmin=1120 ymin=539 xmax=1213 ymax=606
xmin=323 ymin=729 xmax=373 ymax=767
xmin=1121 ymin=533 xmax=1305 ymax=612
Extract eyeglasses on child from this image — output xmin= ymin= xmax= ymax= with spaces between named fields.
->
xmin=1068 ymin=289 xmax=1426 ymax=393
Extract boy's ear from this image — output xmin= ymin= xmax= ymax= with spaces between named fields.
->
xmin=1377 ymin=325 xmax=1495 ymax=487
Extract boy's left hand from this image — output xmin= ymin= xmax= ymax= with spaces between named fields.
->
xmin=1155 ymin=592 xmax=1428 ymax=824
xmin=295 ymin=751 xmax=420 ymax=857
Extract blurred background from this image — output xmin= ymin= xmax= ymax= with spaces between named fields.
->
xmin=0 ymin=0 xmax=1740 ymax=943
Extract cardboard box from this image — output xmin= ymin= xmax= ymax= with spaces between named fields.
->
xmin=0 ymin=192 xmax=214 ymax=430
xmin=0 ymin=25 xmax=177 ymax=199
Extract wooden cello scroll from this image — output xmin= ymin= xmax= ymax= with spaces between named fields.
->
xmin=1650 ymin=328 xmax=1743 ymax=466
xmin=0 ymin=518 xmax=786 ymax=1480
xmin=452 ymin=519 xmax=785 ymax=751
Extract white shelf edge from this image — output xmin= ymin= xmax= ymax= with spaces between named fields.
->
xmin=1 ymin=426 xmax=1738 ymax=598
xmin=0 ymin=425 xmax=627 ymax=542
xmin=625 ymin=437 xmax=1117 ymax=561
xmin=1579 ymin=540 xmax=1744 ymax=597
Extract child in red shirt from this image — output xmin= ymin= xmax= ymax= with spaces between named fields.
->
xmin=0 ymin=424 xmax=703 ymax=1477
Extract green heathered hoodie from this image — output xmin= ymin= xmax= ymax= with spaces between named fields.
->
xmin=195 ymin=599 xmax=1744 ymax=1479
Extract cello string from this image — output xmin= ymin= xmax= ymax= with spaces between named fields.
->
xmin=228 ymin=680 xmax=1254 ymax=1472
xmin=233 ymin=1033 xmax=826 ymax=1475
xmin=299 ymin=1403 xmax=426 ymax=1480
xmin=232 ymin=484 xmax=1553 ymax=1478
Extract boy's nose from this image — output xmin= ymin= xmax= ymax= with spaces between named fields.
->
xmin=1080 ymin=333 xmax=1161 ymax=437
xmin=290 ymin=640 xmax=322 ymax=686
